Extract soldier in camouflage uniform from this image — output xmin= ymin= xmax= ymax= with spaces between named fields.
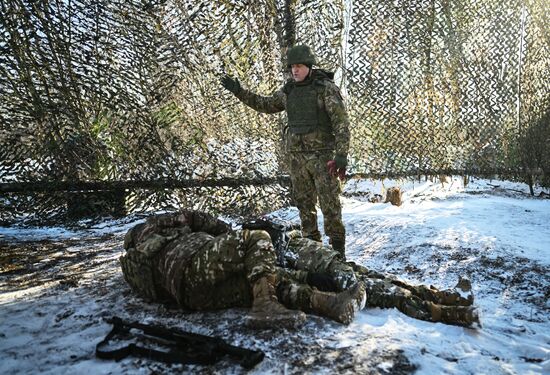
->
xmin=221 ymin=45 xmax=350 ymax=259
xmin=121 ymin=210 xmax=479 ymax=328
xmin=120 ymin=210 xmax=366 ymax=329
xmin=281 ymin=231 xmax=480 ymax=327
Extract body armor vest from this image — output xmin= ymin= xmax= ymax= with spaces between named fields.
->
xmin=286 ymin=80 xmax=332 ymax=134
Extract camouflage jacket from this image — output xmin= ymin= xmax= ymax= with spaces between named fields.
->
xmin=234 ymin=69 xmax=350 ymax=156
xmin=123 ymin=210 xmax=232 ymax=301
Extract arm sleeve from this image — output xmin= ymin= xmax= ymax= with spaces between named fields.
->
xmin=234 ymin=87 xmax=286 ymax=114
xmin=189 ymin=211 xmax=232 ymax=236
xmin=123 ymin=223 xmax=146 ymax=250
xmin=324 ymin=82 xmax=351 ymax=157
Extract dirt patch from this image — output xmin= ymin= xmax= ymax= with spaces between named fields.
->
xmin=0 ymin=235 xmax=119 ymax=292
xmin=0 ymin=234 xmax=421 ymax=374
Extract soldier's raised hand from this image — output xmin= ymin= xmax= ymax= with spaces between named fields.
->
xmin=221 ymin=74 xmax=241 ymax=94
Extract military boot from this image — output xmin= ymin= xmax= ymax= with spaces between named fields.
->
xmin=247 ymin=275 xmax=306 ymax=329
xmin=434 ymin=276 xmax=474 ymax=306
xmin=330 ymin=238 xmax=346 ymax=261
xmin=420 ymin=277 xmax=474 ymax=307
xmin=311 ymin=282 xmax=366 ymax=324
xmin=453 ymin=276 xmax=474 ymax=305
xmin=429 ymin=302 xmax=481 ymax=328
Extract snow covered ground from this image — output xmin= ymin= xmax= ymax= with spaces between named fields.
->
xmin=1 ymin=176 xmax=549 ymax=374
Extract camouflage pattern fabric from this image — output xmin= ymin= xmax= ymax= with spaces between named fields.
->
xmin=121 ymin=211 xmax=275 ymax=310
xmin=121 ymin=211 xmax=474 ymax=325
xmin=120 ymin=212 xmax=207 ymax=303
xmin=120 ymin=239 xmax=167 ymax=302
xmin=361 ymin=277 xmax=433 ymax=321
xmin=287 ymin=234 xmax=355 ymax=290
xmin=234 ymin=70 xmax=350 ymax=155
xmin=286 ymin=235 xmax=474 ymax=323
xmin=233 ymin=70 xmax=349 ymax=250
xmin=277 ymin=279 xmax=315 ymax=312
xmin=287 ymin=151 xmax=345 ymax=245
xmin=181 ymin=229 xmax=278 ymax=310
xmin=390 ymin=279 xmax=473 ymax=306
xmin=122 ymin=211 xmax=314 ymax=311
xmin=361 ymin=277 xmax=479 ymax=325
xmin=285 ymin=79 xmax=332 ymax=135
xmin=349 ymin=262 xmax=473 ymax=308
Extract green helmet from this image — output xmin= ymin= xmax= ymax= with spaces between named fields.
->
xmin=287 ymin=45 xmax=316 ymax=67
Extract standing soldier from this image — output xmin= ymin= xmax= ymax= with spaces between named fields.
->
xmin=221 ymin=45 xmax=350 ymax=259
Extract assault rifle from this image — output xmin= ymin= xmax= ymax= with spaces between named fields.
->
xmin=96 ymin=317 xmax=264 ymax=369
xmin=241 ymin=218 xmax=299 ymax=267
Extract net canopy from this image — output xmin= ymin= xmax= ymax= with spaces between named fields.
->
xmin=1 ymin=0 xmax=548 ymax=223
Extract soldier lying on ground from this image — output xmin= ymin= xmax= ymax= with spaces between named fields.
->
xmin=277 ymin=228 xmax=479 ymax=327
xmin=120 ymin=210 xmax=480 ymax=329
xmin=121 ymin=210 xmax=365 ymax=329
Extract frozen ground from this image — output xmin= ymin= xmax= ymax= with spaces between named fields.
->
xmin=1 ymin=176 xmax=549 ymax=374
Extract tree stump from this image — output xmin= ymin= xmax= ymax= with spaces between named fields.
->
xmin=385 ymin=187 xmax=402 ymax=206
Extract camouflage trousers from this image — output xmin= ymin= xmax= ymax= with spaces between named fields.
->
xmin=287 ymin=235 xmax=357 ymax=291
xmin=276 ymin=236 xmax=356 ymax=311
xmin=287 ymin=151 xmax=345 ymax=245
xmin=350 ymin=262 xmax=473 ymax=323
xmin=361 ymin=278 xmax=433 ymax=321
xmin=178 ymin=229 xmax=277 ymax=310
xmin=178 ymin=229 xmax=352 ymax=314
xmin=283 ymin=238 xmax=472 ymax=323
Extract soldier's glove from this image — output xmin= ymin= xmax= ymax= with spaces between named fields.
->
xmin=327 ymin=154 xmax=347 ymax=181
xmin=221 ymin=74 xmax=241 ymax=94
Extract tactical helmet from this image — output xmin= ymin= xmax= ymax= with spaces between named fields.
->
xmin=287 ymin=45 xmax=316 ymax=67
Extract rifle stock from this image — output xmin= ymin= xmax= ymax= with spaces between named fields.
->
xmin=96 ymin=317 xmax=264 ymax=369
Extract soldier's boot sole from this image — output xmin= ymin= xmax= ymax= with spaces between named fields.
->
xmin=246 ymin=308 xmax=307 ymax=330
xmin=430 ymin=303 xmax=481 ymax=328
xmin=248 ymin=275 xmax=307 ymax=330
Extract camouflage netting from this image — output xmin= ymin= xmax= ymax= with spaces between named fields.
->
xmin=1 ymin=0 xmax=549 ymax=223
